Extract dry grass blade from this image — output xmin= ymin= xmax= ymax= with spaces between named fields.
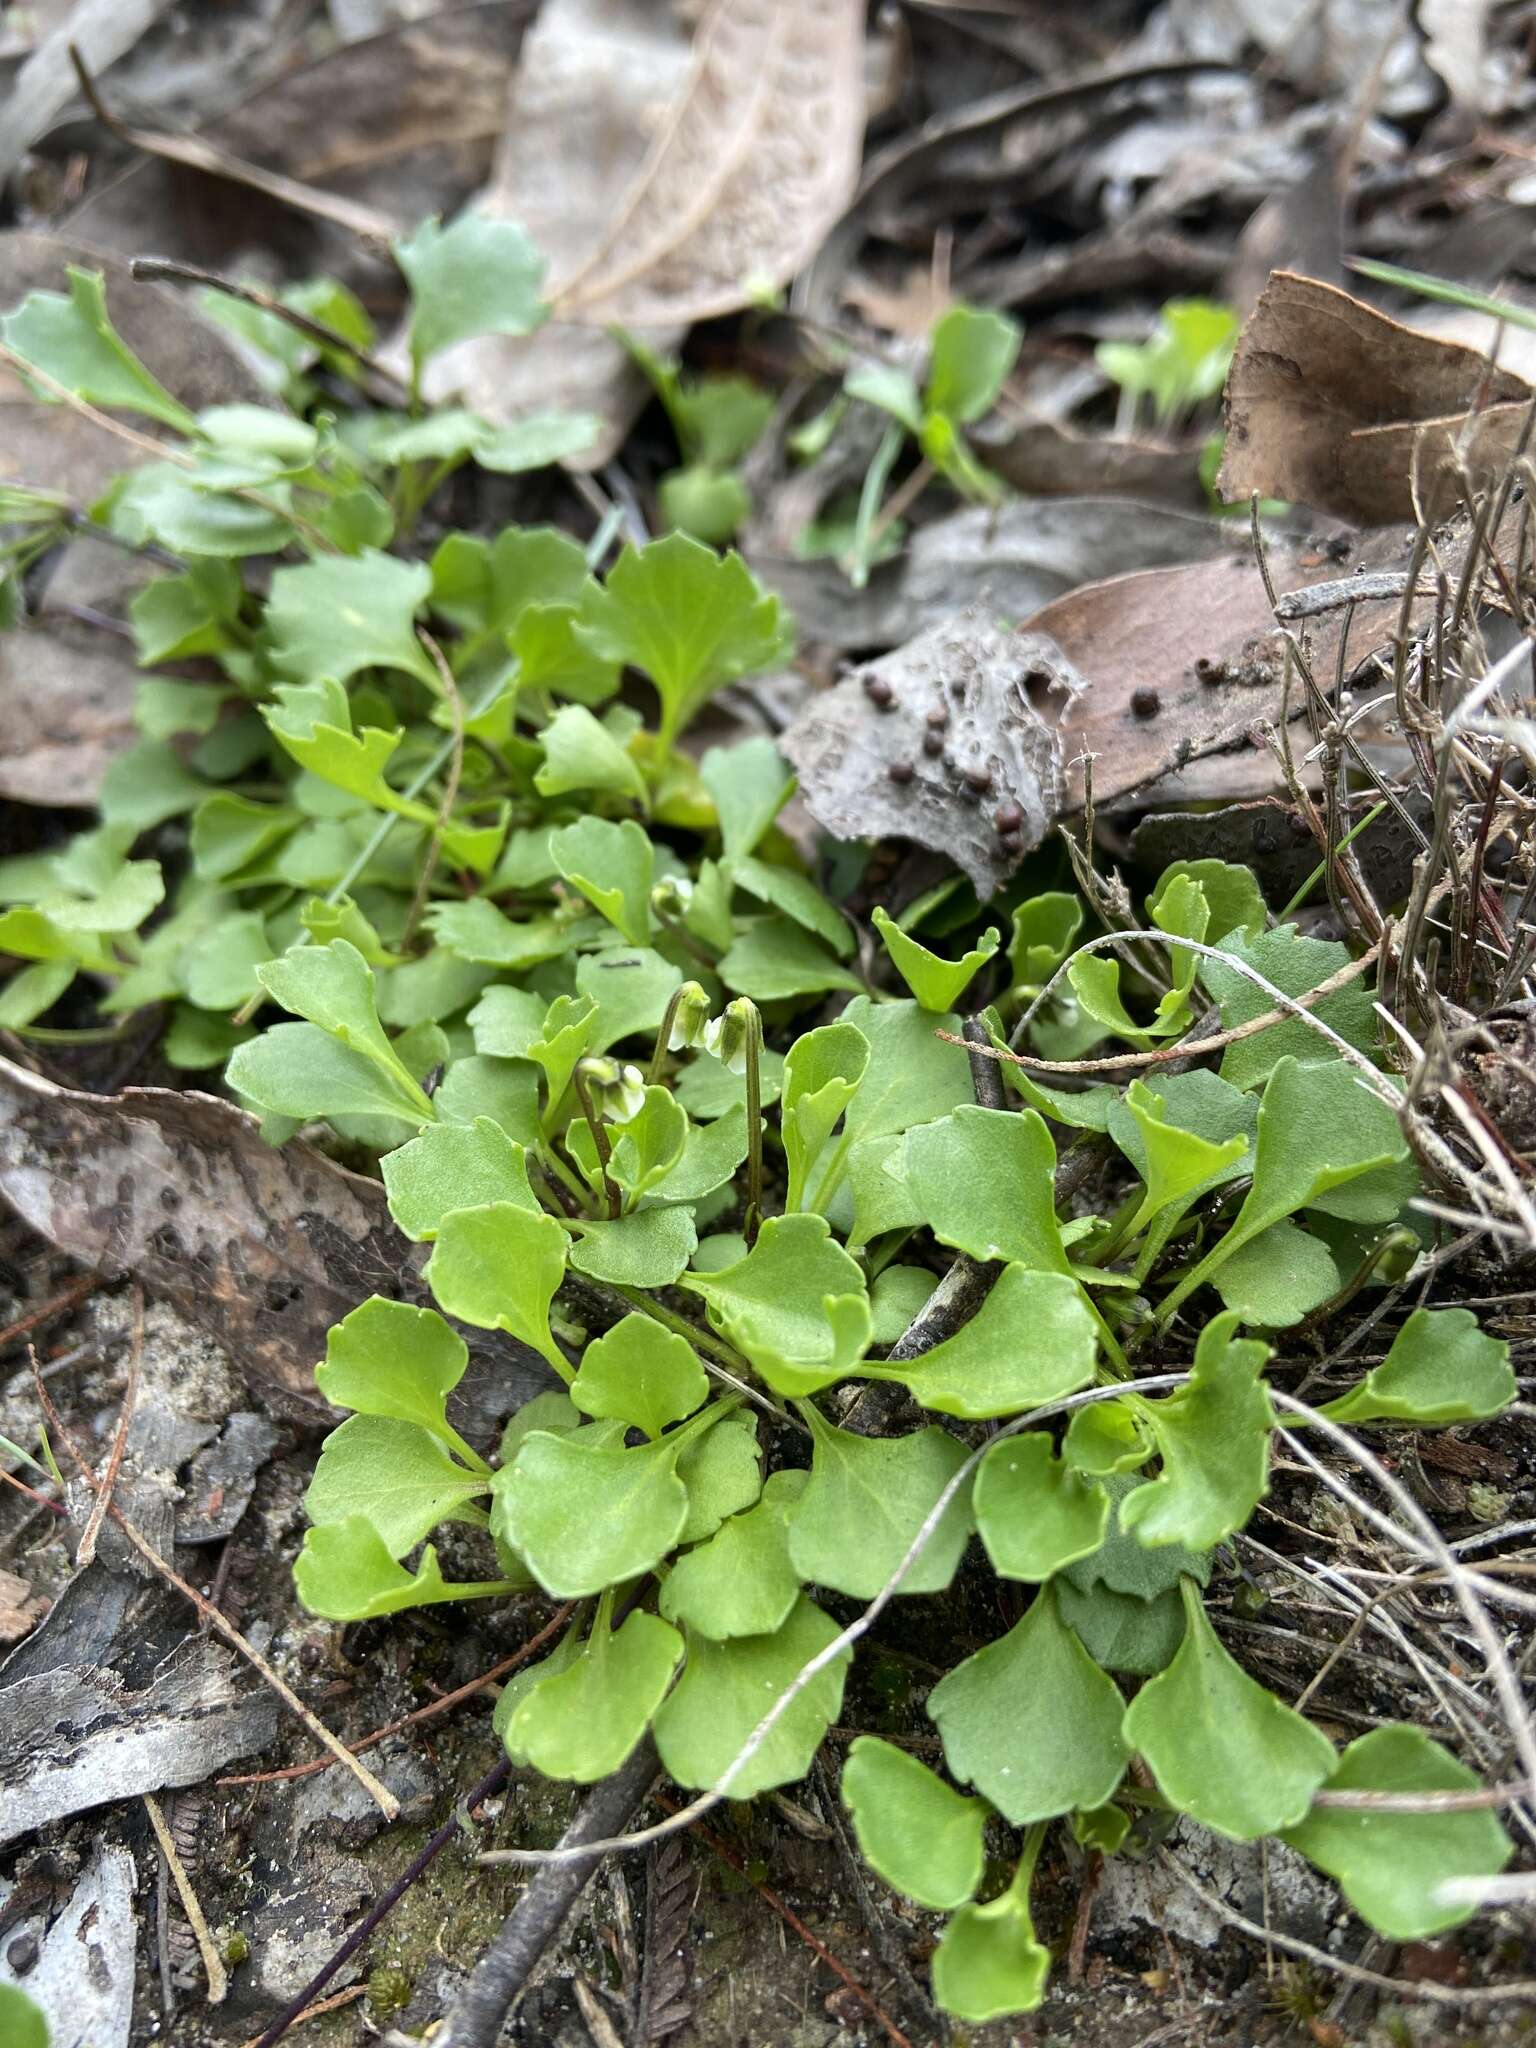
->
xmin=143 ymin=1792 xmax=227 ymax=2005
xmin=555 ymin=0 xmax=865 ymax=326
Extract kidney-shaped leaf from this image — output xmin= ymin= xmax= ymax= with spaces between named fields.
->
xmin=1319 ymin=1307 xmax=1514 ymax=1426
xmin=974 ymin=1432 xmax=1109 ymax=1581
xmin=870 ymin=1266 xmax=1097 ymax=1419
xmin=785 ymin=1406 xmax=973 ymax=1599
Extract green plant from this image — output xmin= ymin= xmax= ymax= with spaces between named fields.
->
xmin=1095 ymin=296 xmax=1238 ymax=435
xmin=0 ymin=1984 xmax=49 ymax=2047
xmin=624 ymin=334 xmax=774 ymax=544
xmin=0 ymin=241 xmax=1519 ymax=2029
xmin=835 ymin=300 xmax=1022 ymax=584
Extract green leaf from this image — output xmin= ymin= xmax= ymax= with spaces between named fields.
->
xmin=381 ymin=1117 xmax=536 ymax=1241
xmin=931 ymin=1866 xmax=1049 ymax=2023
xmin=305 ymin=1415 xmax=489 ymax=1556
xmin=258 ymin=938 xmax=434 ymax=1119
xmin=2 ymin=267 xmax=196 ymax=430
xmin=676 ymin=1407 xmax=761 ymax=1542
xmin=226 ymin=1022 xmax=433 ymax=1124
xmin=729 ymin=855 xmax=854 ymax=958
xmin=925 ymin=303 xmax=1022 ymax=423
xmin=577 ymin=532 xmax=790 ymax=749
xmin=870 ymin=1266 xmax=1097 ymax=1419
xmin=1123 ymin=1579 xmax=1335 ymax=1839
xmin=506 ymin=1604 xmax=683 ymax=1782
xmin=1201 ymin=925 xmax=1377 ymax=1090
xmin=496 ymin=1403 xmax=731 ymax=1596
xmin=605 ymin=1088 xmax=688 ymax=1201
xmin=395 ymin=209 xmax=547 ymax=374
xmin=0 ymin=1984 xmax=49 ymax=2048
xmin=872 ymin=906 xmax=1001 ymax=1012
xmin=845 ymin=360 xmax=924 ymax=432
xmin=1162 ymin=1058 xmax=1407 ymax=1320
xmin=535 ymin=704 xmax=647 ymax=801
xmin=266 ymin=550 xmax=435 ymax=686
xmin=191 ymin=793 xmax=298 ymax=882
xmin=974 ymin=1433 xmax=1110 ymax=1581
xmin=647 ymin=1103 xmax=748 ymax=1205
xmin=836 ymin=995 xmax=974 ymax=1147
xmin=0 ymin=961 xmax=73 ymax=1029
xmin=842 ymin=1737 xmax=987 ymax=1911
xmin=1150 ymin=859 xmax=1264 ymax=945
xmin=1057 ymin=1473 xmax=1209 ymax=1674
xmin=424 ymin=1201 xmax=571 ymax=1379
xmin=577 ymin=947 xmax=683 ymax=1055
xmin=660 ymin=463 xmax=749 ymax=543
xmin=781 ymin=1019 xmax=869 ymax=1212
xmin=550 ymin=817 xmax=654 ymax=943
xmin=1319 ymin=1306 xmax=1515 ymax=1426
xmin=785 ymin=1405 xmax=973 ymax=1599
xmin=1214 ymin=1217 xmax=1340 ymax=1328
xmin=315 ymin=1297 xmax=484 ymax=1466
xmin=295 ymin=1516 xmax=514 ymax=1620
xmin=653 ymin=1595 xmax=851 ymax=1799
xmin=571 ymin=1314 xmax=708 ymax=1440
xmin=1009 ymin=891 xmax=1082 ymax=989
xmin=433 ymin=1056 xmax=541 ymax=1142
xmin=718 ymin=916 xmax=862 ymax=1001
xmin=927 ymin=1583 xmax=1128 ymax=1823
xmin=659 ymin=1471 xmax=804 ymax=1639
xmin=681 ymin=1215 xmax=870 ymax=1397
xmin=1280 ymin=1726 xmax=1514 ymax=1939
xmin=1113 ymin=1076 xmax=1250 ymax=1247
xmin=902 ymin=1105 xmax=1071 ymax=1274
xmin=868 ymin=1262 xmax=936 ymax=1342
xmin=1120 ymin=1311 xmax=1273 ymax=1551
xmin=699 ymin=736 xmax=795 ymax=859
xmin=569 ymin=1206 xmax=698 ymax=1287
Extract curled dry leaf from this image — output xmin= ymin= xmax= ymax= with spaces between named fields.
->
xmin=1218 ymin=270 xmax=1534 ymax=525
xmin=555 ymin=0 xmax=866 ymax=327
xmin=416 ymin=0 xmax=694 ymax=456
xmin=0 ymin=1054 xmax=546 ymax=1415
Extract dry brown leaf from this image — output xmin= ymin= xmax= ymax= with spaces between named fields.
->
xmin=415 ymin=0 xmax=695 ymax=458
xmin=1219 ymin=271 xmax=1535 ymax=525
xmin=66 ymin=5 xmax=531 ymax=283
xmin=0 ymin=1055 xmax=549 ymax=1416
xmin=555 ymin=0 xmax=866 ymax=327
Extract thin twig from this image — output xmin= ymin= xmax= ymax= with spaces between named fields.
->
xmin=143 ymin=1792 xmax=227 ymax=2004
xmin=31 ymin=1356 xmax=401 ymax=1820
xmin=75 ymin=1282 xmax=142 ymax=1568
xmin=250 ymin=1758 xmax=510 ymax=2048
xmin=239 ymin=1987 xmax=365 ymax=2048
xmin=217 ymin=1604 xmax=575 ymax=1787
xmin=969 ymin=940 xmax=1382 ymax=1075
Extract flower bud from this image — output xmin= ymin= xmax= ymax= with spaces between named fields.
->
xmin=667 ymin=981 xmax=712 ymax=1052
xmin=702 ymin=996 xmax=757 ymax=1075
xmin=576 ymin=1056 xmax=647 ymax=1123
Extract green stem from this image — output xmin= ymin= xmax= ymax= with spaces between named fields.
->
xmin=648 ymin=985 xmax=688 ymax=1086
xmin=743 ymin=1003 xmax=764 ymax=1248
xmin=1277 ymin=800 xmax=1389 ymax=919
xmin=571 ymin=1067 xmax=621 ymax=1220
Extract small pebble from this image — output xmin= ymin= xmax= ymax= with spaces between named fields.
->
xmin=7 ymin=1934 xmax=38 ymax=1975
xmin=887 ymin=759 xmax=914 ymax=785
xmin=1131 ymin=686 xmax=1161 ymax=719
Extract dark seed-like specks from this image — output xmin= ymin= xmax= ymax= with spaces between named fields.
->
xmin=993 ymin=800 xmax=1024 ymax=834
xmin=922 ymin=729 xmax=945 ymax=757
xmin=1131 ymin=686 xmax=1161 ymax=719
xmin=925 ymin=705 xmax=949 ymax=729
xmin=864 ymin=673 xmax=894 ymax=708
xmin=887 ymin=759 xmax=914 ymax=784
xmin=963 ymin=764 xmax=994 ymax=793
xmin=999 ymin=830 xmax=1024 ymax=857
